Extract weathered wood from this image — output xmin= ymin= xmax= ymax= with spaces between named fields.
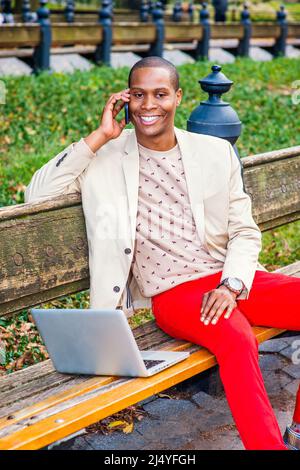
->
xmin=0 ymin=24 xmax=40 ymax=48
xmin=51 ymin=23 xmax=103 ymax=47
xmin=113 ymin=23 xmax=156 ymax=45
xmin=243 ymin=146 xmax=300 ymax=227
xmin=287 ymin=24 xmax=300 ymax=38
xmin=1 ymin=22 xmax=300 ymax=52
xmin=251 ymin=23 xmax=281 ymax=39
xmin=165 ymin=23 xmax=203 ymax=42
xmin=0 ymin=325 xmax=285 ymax=450
xmin=0 ymin=322 xmax=180 ymax=418
xmin=1 ymin=146 xmax=299 ymax=318
xmin=210 ymin=23 xmax=244 ymax=40
xmin=0 ymin=204 xmax=89 ymax=316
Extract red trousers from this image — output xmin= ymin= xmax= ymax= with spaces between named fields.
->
xmin=151 ymin=270 xmax=300 ymax=450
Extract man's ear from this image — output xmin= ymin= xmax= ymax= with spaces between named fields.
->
xmin=176 ymin=88 xmax=183 ymax=106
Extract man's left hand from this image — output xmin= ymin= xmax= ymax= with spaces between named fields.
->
xmin=200 ymin=286 xmax=238 ymax=326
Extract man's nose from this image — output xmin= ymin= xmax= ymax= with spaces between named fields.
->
xmin=141 ymin=96 xmax=157 ymax=110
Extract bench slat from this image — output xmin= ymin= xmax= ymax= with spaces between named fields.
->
xmin=0 ymin=325 xmax=185 ymax=418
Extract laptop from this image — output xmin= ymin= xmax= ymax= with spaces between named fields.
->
xmin=30 ymin=308 xmax=190 ymax=377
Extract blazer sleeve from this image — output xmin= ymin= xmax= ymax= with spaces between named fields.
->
xmin=219 ymin=142 xmax=262 ymax=300
xmin=24 ymin=138 xmax=96 ymax=204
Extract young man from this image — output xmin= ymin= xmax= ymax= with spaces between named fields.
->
xmin=25 ymin=56 xmax=300 ymax=450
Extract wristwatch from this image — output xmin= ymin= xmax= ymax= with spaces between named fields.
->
xmin=217 ymin=277 xmax=244 ymax=295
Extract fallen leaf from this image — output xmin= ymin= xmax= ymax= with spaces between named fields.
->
xmin=122 ymin=422 xmax=134 ymax=434
xmin=107 ymin=420 xmax=127 ymax=429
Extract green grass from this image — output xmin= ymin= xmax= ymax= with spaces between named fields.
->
xmin=0 ymin=57 xmax=299 ymax=373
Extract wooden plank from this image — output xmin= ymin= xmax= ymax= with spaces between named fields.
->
xmin=0 ymin=324 xmax=185 ymax=418
xmin=0 ymin=204 xmax=89 ymax=316
xmin=251 ymin=23 xmax=281 ymax=39
xmin=51 ymin=23 xmax=103 ymax=47
xmin=210 ymin=23 xmax=244 ymax=40
xmin=287 ymin=24 xmax=300 ymax=38
xmin=0 ymin=340 xmax=192 ymax=431
xmin=0 ymin=146 xmax=300 ymax=317
xmin=0 ymin=326 xmax=284 ymax=450
xmin=0 ymin=24 xmax=40 ymax=48
xmin=113 ymin=23 xmax=156 ymax=45
xmin=165 ymin=23 xmax=203 ymax=42
xmin=243 ymin=146 xmax=300 ymax=227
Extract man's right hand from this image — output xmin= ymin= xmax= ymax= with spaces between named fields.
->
xmin=84 ymin=88 xmax=131 ymax=153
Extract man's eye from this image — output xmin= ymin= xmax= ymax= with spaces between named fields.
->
xmin=133 ymin=93 xmax=166 ymax=98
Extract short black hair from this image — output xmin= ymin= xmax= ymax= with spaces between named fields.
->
xmin=128 ymin=56 xmax=180 ymax=92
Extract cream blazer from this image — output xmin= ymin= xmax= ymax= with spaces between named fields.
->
xmin=25 ymin=126 xmax=267 ymax=317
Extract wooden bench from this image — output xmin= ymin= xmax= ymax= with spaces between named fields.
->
xmin=0 ymin=144 xmax=300 ymax=450
xmin=1 ymin=22 xmax=300 ymax=61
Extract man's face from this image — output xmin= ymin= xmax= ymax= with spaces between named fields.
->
xmin=128 ymin=67 xmax=182 ymax=139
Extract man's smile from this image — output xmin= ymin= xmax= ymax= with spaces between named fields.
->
xmin=138 ymin=115 xmax=165 ymax=126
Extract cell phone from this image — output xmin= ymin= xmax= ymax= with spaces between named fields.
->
xmin=124 ymin=102 xmax=130 ymax=125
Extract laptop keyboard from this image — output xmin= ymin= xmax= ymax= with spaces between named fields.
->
xmin=143 ymin=359 xmax=165 ymax=369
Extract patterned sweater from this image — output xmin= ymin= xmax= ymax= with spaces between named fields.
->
xmin=131 ymin=141 xmax=224 ymax=297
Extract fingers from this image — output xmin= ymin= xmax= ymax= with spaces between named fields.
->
xmin=107 ymin=89 xmax=130 ymax=114
xmin=200 ymin=292 xmax=210 ymax=318
xmin=209 ymin=301 xmax=233 ymax=325
xmin=200 ymin=290 xmax=237 ymax=326
xmin=112 ymin=101 xmax=126 ymax=118
xmin=224 ymin=303 xmax=236 ymax=320
xmin=200 ymin=291 xmax=217 ymax=324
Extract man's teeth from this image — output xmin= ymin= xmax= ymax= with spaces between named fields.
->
xmin=141 ymin=116 xmax=159 ymax=122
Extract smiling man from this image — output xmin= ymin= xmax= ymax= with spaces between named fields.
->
xmin=25 ymin=56 xmax=300 ymax=450
xmin=127 ymin=63 xmax=182 ymax=151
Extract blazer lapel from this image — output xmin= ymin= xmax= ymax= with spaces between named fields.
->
xmin=174 ymin=127 xmax=205 ymax=244
xmin=122 ymin=127 xmax=205 ymax=245
xmin=122 ymin=130 xmax=140 ymax=244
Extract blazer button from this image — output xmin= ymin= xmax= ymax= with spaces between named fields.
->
xmin=124 ymin=248 xmax=131 ymax=254
xmin=113 ymin=286 xmax=120 ymax=293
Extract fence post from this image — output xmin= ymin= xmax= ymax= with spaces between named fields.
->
xmin=64 ymin=0 xmax=75 ymax=23
xmin=33 ymin=0 xmax=51 ymax=74
xmin=274 ymin=5 xmax=288 ymax=57
xmin=148 ymin=0 xmax=154 ymax=15
xmin=2 ymin=0 xmax=14 ymax=23
xmin=237 ymin=3 xmax=251 ymax=57
xmin=140 ymin=0 xmax=149 ymax=22
xmin=148 ymin=1 xmax=164 ymax=58
xmin=194 ymin=2 xmax=210 ymax=61
xmin=188 ymin=1 xmax=194 ymax=23
xmin=22 ymin=0 xmax=34 ymax=22
xmin=187 ymin=64 xmax=245 ymax=185
xmin=95 ymin=0 xmax=113 ymax=67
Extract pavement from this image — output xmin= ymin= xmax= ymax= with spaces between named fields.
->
xmin=51 ymin=331 xmax=300 ymax=451
xmin=2 ymin=44 xmax=300 ymax=76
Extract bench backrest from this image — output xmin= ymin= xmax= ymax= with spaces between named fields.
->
xmin=0 ymin=145 xmax=299 ymax=318
xmin=1 ymin=23 xmax=300 ymax=50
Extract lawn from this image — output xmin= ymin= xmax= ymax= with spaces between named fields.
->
xmin=0 ymin=57 xmax=299 ymax=373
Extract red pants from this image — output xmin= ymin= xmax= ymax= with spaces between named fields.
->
xmin=151 ymin=270 xmax=300 ymax=450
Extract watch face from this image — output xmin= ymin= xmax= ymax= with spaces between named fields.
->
xmin=228 ymin=278 xmax=243 ymax=290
